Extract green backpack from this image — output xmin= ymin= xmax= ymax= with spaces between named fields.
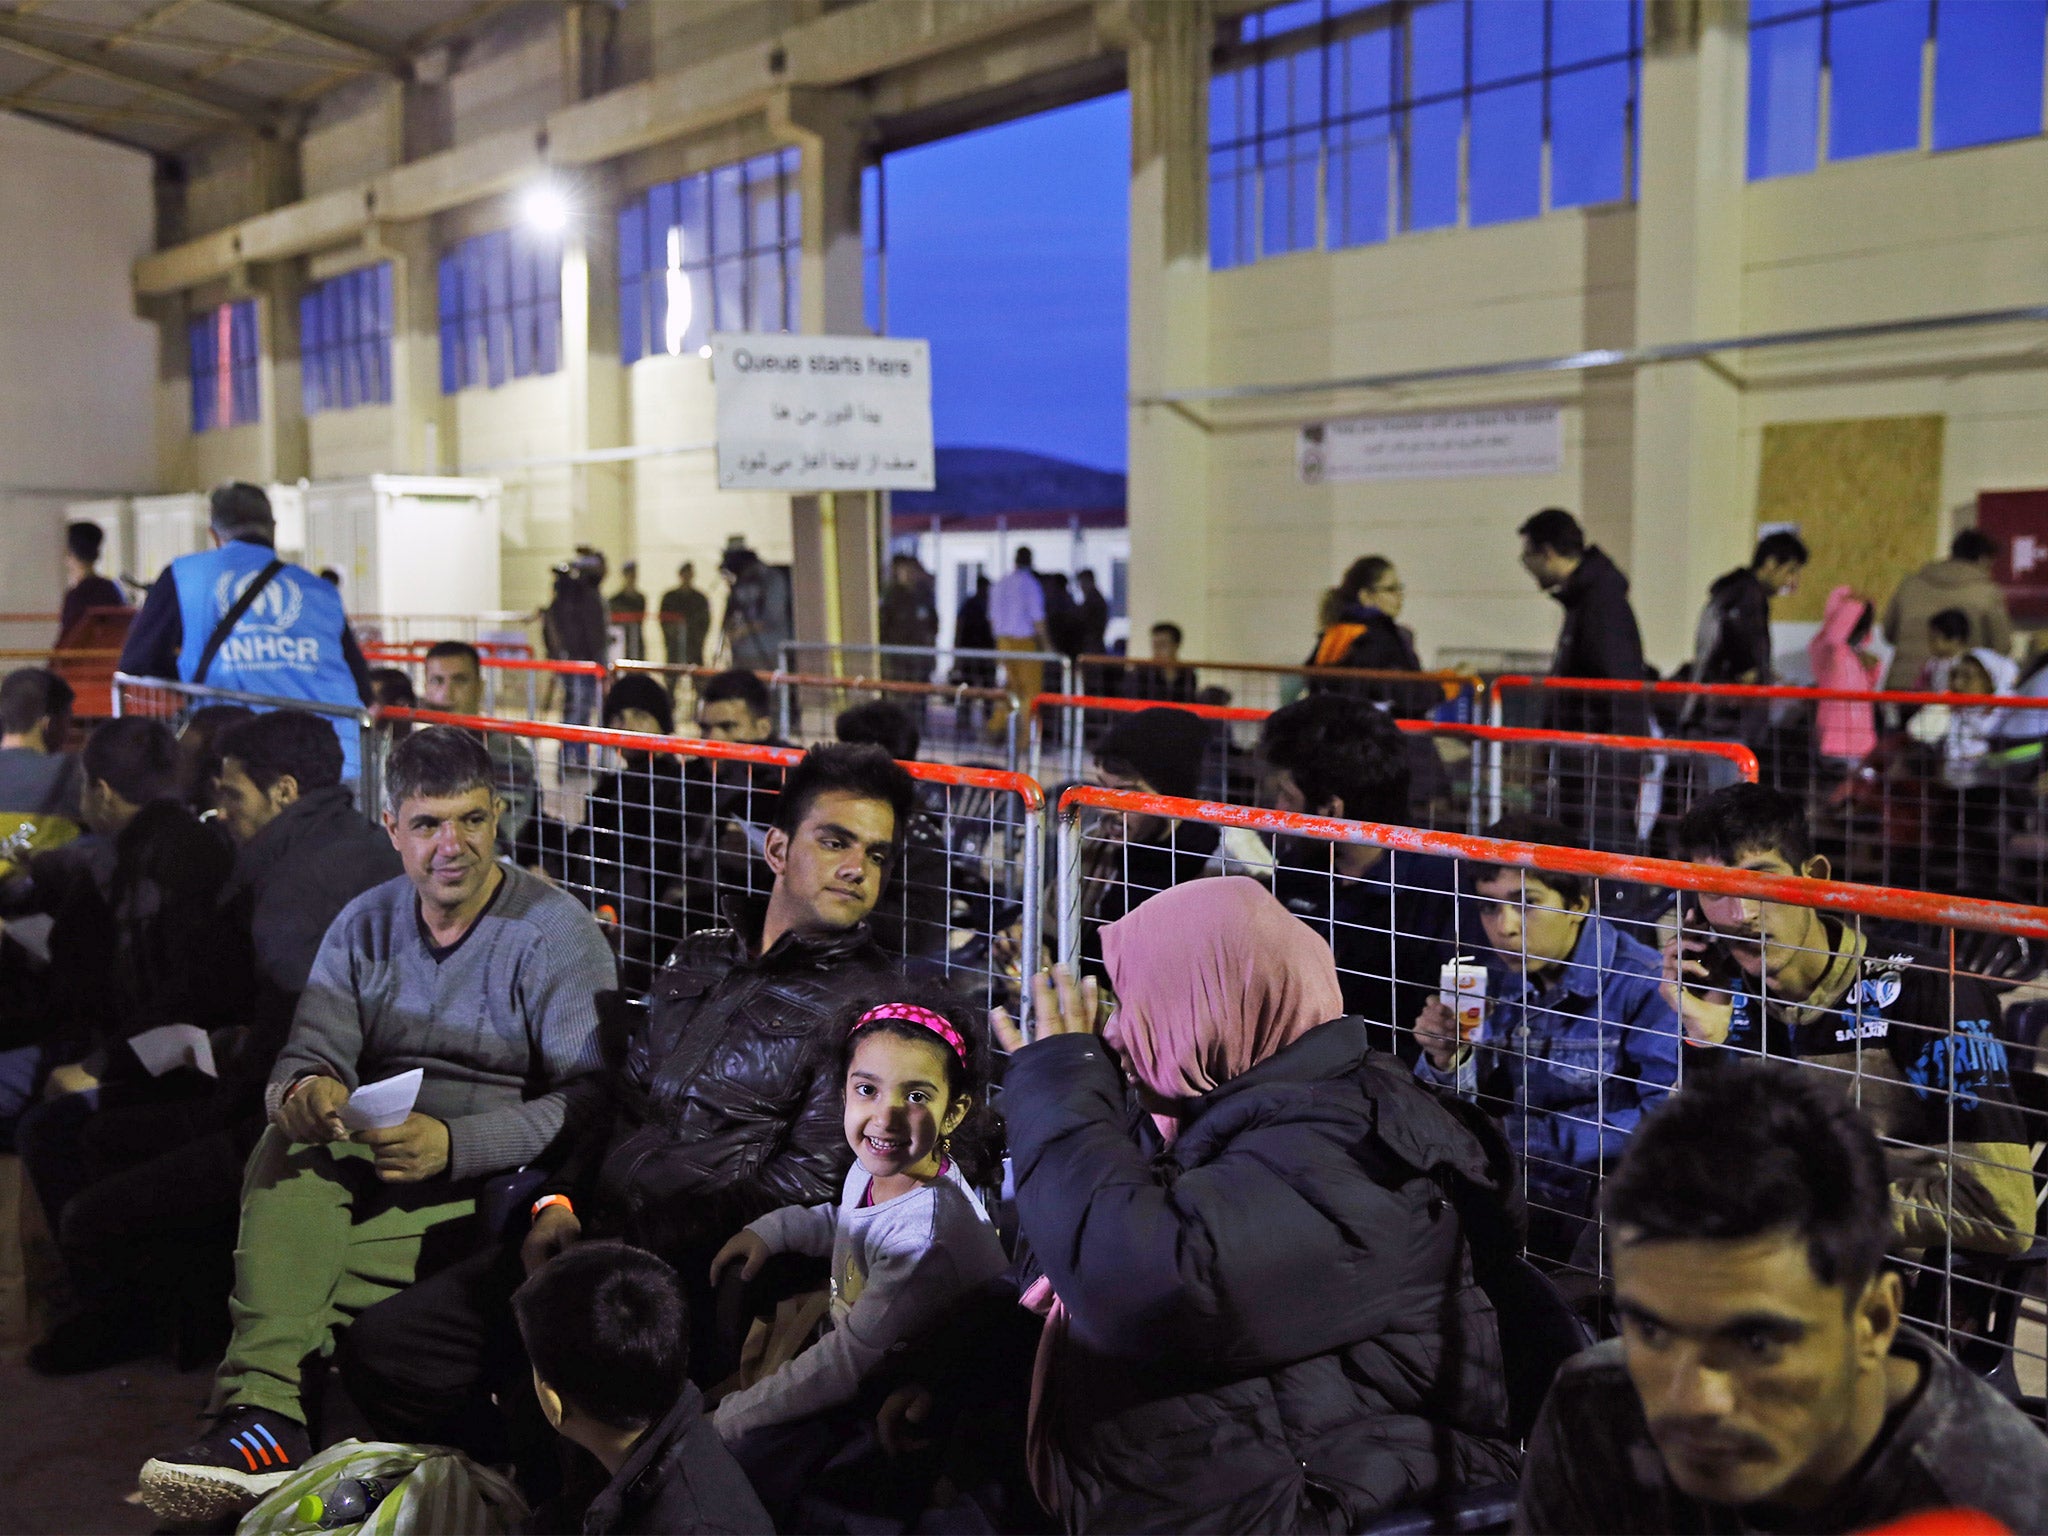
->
xmin=235 ymin=1440 xmax=528 ymax=1535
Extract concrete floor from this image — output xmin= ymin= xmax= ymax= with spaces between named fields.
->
xmin=0 ymin=1351 xmax=204 ymax=1534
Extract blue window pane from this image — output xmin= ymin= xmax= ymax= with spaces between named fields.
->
xmin=1751 ymin=0 xmax=1822 ymax=21
xmin=677 ymin=177 xmax=708 ymax=266
xmin=749 ymin=249 xmax=783 ymax=330
xmin=1472 ymin=0 xmax=1542 ymax=85
xmin=713 ymin=256 xmax=746 ymax=332
xmin=1411 ymin=0 xmax=1465 ymax=99
xmin=1335 ymin=23 xmax=1393 ymax=117
xmin=1828 ymin=0 xmax=1926 ymax=160
xmin=1934 ymin=0 xmax=2045 ymax=150
xmin=618 ymin=202 xmax=645 ymax=283
xmin=1469 ymin=79 xmax=1541 ymax=223
xmin=1551 ymin=58 xmax=1632 ymax=206
xmin=437 ymin=255 xmax=461 ymax=394
xmin=1211 ymin=157 xmax=1250 ymax=268
xmin=1212 ymin=59 xmax=1245 ymax=141
xmin=711 ymin=166 xmax=745 ymax=269
xmin=1253 ymin=0 xmax=1324 ymax=43
xmin=1261 ymin=128 xmax=1320 ymax=254
xmin=299 ymin=293 xmax=321 ymax=416
xmin=1329 ymin=116 xmax=1392 ymax=245
xmin=781 ymin=246 xmax=800 ymax=333
xmin=1552 ymin=0 xmax=1633 ymax=66
xmin=1748 ymin=14 xmax=1821 ymax=177
xmin=680 ymin=265 xmax=713 ymax=353
xmin=1404 ymin=97 xmax=1461 ymax=228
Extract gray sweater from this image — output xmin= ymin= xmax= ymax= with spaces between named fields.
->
xmin=267 ymin=863 xmax=617 ymax=1180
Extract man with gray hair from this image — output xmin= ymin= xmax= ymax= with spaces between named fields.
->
xmin=118 ymin=481 xmax=374 ymax=780
xmin=137 ymin=725 xmax=617 ymax=1525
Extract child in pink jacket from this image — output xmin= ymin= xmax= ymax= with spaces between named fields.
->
xmin=1808 ymin=585 xmax=1880 ymax=766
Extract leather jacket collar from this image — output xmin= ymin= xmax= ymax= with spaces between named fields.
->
xmin=718 ymin=893 xmax=879 ymax=971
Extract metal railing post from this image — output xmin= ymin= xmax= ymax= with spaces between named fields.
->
xmin=1005 ymin=701 xmax=1023 ymax=778
xmin=358 ymin=714 xmax=383 ymax=821
xmin=1055 ymin=801 xmax=1083 ymax=976
xmin=775 ymin=674 xmax=794 ymax=743
xmin=1019 ymin=806 xmax=1044 ymax=1040
xmin=1487 ymin=683 xmax=1505 ymax=825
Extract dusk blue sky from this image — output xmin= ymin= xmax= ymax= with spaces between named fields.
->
xmin=874 ymin=92 xmax=1129 ymax=474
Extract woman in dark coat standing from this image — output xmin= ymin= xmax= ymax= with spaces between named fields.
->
xmin=999 ymin=878 xmax=1519 ymax=1533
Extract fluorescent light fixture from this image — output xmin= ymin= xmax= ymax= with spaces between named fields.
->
xmin=522 ymin=180 xmax=570 ymax=234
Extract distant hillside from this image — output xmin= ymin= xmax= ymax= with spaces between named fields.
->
xmin=893 ymin=447 xmax=1125 ymax=519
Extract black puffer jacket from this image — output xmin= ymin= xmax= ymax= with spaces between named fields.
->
xmin=1545 ymin=545 xmax=1648 ymax=735
xmin=1008 ymin=1018 xmax=1520 ymax=1533
xmin=559 ymin=898 xmax=898 ymax=1263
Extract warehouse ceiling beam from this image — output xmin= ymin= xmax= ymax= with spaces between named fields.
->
xmin=0 ymin=11 xmax=279 ymax=125
xmin=200 ymin=0 xmax=406 ymax=74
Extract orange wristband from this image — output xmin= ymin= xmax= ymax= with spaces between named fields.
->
xmin=530 ymin=1193 xmax=574 ymax=1224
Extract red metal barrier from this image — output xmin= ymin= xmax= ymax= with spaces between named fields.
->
xmin=372 ymin=706 xmax=1046 ymax=1019
xmin=1030 ymin=691 xmax=1759 ymax=854
xmin=1492 ymin=673 xmax=2048 ymax=903
xmin=1052 ymin=782 xmax=2048 ymax=1384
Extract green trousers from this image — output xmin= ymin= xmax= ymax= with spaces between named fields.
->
xmin=210 ymin=1127 xmax=476 ymax=1424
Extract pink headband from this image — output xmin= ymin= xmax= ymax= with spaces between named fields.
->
xmin=855 ymin=1003 xmax=967 ymax=1065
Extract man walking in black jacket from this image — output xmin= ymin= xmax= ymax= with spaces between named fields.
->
xmin=1518 ymin=508 xmax=1650 ymax=845
xmin=340 ymin=742 xmax=917 ymax=1460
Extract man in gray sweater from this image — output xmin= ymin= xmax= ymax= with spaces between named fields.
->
xmin=139 ymin=726 xmax=617 ymax=1525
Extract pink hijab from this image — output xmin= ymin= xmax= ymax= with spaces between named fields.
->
xmin=1025 ymin=878 xmax=1344 ymax=1513
xmin=1101 ymin=875 xmax=1345 ymax=1129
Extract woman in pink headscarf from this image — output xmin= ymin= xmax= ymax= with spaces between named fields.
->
xmin=998 ymin=877 xmax=1518 ymax=1533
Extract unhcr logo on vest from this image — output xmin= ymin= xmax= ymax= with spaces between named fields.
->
xmin=210 ymin=566 xmax=322 ymax=670
xmin=212 ymin=567 xmax=307 ymax=633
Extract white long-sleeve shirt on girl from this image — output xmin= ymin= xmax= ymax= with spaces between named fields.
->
xmin=711 ymin=1161 xmax=1009 ymax=1443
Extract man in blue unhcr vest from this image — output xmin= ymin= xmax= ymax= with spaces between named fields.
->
xmin=119 ymin=483 xmax=374 ymax=782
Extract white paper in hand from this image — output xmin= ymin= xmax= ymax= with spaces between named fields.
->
xmin=128 ymin=1024 xmax=218 ymax=1079
xmin=341 ymin=1068 xmax=423 ymax=1132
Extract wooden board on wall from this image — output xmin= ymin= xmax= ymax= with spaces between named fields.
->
xmin=1753 ymin=415 xmax=1944 ymax=625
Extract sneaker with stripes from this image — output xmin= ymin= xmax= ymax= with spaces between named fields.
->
xmin=138 ymin=1406 xmax=311 ymax=1523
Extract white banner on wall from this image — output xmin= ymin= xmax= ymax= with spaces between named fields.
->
xmin=712 ymin=333 xmax=936 ymax=492
xmin=1297 ymin=405 xmax=1563 ymax=484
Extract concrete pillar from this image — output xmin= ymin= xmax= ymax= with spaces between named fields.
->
xmin=1123 ymin=0 xmax=1213 ymax=652
xmin=778 ymin=88 xmax=879 ymax=651
xmin=564 ymin=167 xmax=629 ymax=562
xmin=378 ymin=220 xmax=445 ymax=475
xmin=252 ymin=261 xmax=307 ymax=484
xmin=1629 ymin=0 xmax=1750 ymax=669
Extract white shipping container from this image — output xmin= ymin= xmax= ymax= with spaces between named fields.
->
xmin=301 ymin=475 xmax=502 ymax=618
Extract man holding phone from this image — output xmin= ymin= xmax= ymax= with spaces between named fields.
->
xmin=1661 ymin=783 xmax=2035 ymax=1260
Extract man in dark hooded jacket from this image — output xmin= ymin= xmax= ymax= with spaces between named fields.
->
xmin=1682 ymin=530 xmax=1807 ymax=744
xmin=1517 ymin=508 xmax=1649 ymax=846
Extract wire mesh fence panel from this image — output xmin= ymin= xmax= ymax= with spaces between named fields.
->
xmin=773 ymin=675 xmax=1020 ymax=769
xmin=1078 ymin=654 xmax=1482 ymax=720
xmin=112 ymin=672 xmax=381 ymax=808
xmin=372 ymin=708 xmax=1045 ymax=1022
xmin=1051 ymin=785 xmax=2048 ymax=1413
xmin=1030 ymin=694 xmax=1758 ymax=859
xmin=780 ymin=641 xmax=1072 ymax=707
xmin=350 ymin=612 xmax=534 ymax=649
xmin=1496 ymin=675 xmax=2048 ymax=905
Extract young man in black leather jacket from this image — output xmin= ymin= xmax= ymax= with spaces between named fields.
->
xmin=340 ymin=742 xmax=917 ymax=1459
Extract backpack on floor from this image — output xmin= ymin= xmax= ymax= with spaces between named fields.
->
xmin=235 ymin=1439 xmax=527 ymax=1536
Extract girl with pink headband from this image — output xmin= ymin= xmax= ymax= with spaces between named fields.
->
xmin=706 ymin=988 xmax=1007 ymax=1515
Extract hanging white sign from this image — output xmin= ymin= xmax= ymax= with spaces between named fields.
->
xmin=1298 ymin=405 xmax=1563 ymax=483
xmin=713 ymin=333 xmax=935 ymax=492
